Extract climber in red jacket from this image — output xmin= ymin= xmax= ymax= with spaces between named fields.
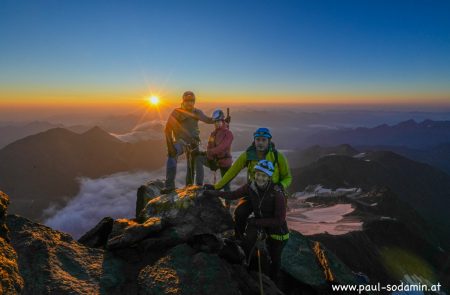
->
xmin=203 ymin=109 xmax=234 ymax=195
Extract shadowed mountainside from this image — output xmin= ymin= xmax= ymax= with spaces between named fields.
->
xmin=291 ymin=150 xmax=450 ymax=249
xmin=0 ymin=127 xmax=166 ymax=221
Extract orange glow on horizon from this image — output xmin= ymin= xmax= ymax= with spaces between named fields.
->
xmin=1 ymin=88 xmax=450 ymax=110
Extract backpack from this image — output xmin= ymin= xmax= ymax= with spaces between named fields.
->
xmin=245 ymin=142 xmax=279 ymax=168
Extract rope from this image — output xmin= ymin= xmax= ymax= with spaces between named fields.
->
xmin=257 ymin=249 xmax=264 ymax=295
xmin=246 ymin=231 xmax=266 ymax=295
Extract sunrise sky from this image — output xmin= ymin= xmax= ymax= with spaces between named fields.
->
xmin=1 ymin=0 xmax=450 ymax=115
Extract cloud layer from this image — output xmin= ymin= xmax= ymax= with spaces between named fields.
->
xmin=44 ymin=151 xmax=246 ymax=239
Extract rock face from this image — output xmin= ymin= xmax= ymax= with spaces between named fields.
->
xmin=107 ymin=217 xmax=163 ymax=250
xmin=2 ymin=184 xmax=366 ymax=295
xmin=289 ymin=186 xmax=450 ymax=292
xmin=138 ymin=243 xmax=285 ymax=295
xmin=7 ymin=214 xmax=125 ymax=295
xmin=78 ymin=216 xmax=114 ymax=248
xmin=138 ymin=243 xmax=241 ymax=295
xmin=0 ymin=191 xmax=24 ymax=295
xmin=137 ymin=183 xmax=234 ymax=243
xmin=282 ymin=231 xmax=357 ymax=291
xmin=136 ymin=180 xmax=165 ymax=218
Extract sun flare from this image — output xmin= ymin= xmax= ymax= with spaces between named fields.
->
xmin=148 ymin=96 xmax=160 ymax=105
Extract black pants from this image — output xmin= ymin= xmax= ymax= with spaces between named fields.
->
xmin=243 ymin=224 xmax=288 ymax=284
xmin=266 ymin=238 xmax=288 ymax=282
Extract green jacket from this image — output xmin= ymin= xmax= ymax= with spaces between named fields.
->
xmin=214 ymin=143 xmax=292 ymax=190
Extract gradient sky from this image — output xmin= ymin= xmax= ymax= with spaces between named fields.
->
xmin=1 ymin=0 xmax=450 ymax=108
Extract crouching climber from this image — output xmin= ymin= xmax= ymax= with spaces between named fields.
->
xmin=204 ymin=159 xmax=289 ymax=283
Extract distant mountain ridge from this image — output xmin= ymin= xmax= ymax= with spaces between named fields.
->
xmin=356 ymin=143 xmax=450 ymax=175
xmin=291 ymin=149 xmax=450 ymax=248
xmin=0 ymin=127 xmax=166 ymax=221
xmin=306 ymin=119 xmax=450 ymax=148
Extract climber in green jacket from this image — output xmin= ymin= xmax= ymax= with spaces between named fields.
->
xmin=207 ymin=127 xmax=292 ymax=239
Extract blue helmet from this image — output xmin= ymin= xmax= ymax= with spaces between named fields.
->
xmin=253 ymin=127 xmax=272 ymax=139
xmin=254 ymin=160 xmax=275 ymax=177
xmin=212 ymin=109 xmax=225 ymax=121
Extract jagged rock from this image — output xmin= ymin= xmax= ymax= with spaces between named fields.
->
xmin=187 ymin=233 xmax=224 ymax=253
xmin=137 ymin=243 xmax=284 ymax=295
xmin=6 ymin=214 xmax=125 ymax=294
xmin=231 ymin=265 xmax=285 ymax=295
xmin=0 ymin=191 xmax=24 ymax=294
xmin=107 ymin=217 xmax=163 ymax=250
xmin=78 ymin=216 xmax=114 ymax=248
xmin=0 ymin=238 xmax=24 ymax=295
xmin=219 ymin=238 xmax=247 ymax=265
xmin=281 ymin=231 xmax=357 ymax=291
xmin=136 ymin=180 xmax=165 ymax=218
xmin=1 ymin=191 xmax=10 ymax=240
xmin=138 ymin=186 xmax=233 ymax=239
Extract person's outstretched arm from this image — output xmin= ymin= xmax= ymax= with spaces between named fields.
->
xmin=196 ymin=109 xmax=214 ymax=124
xmin=214 ymin=151 xmax=247 ymax=190
xmin=205 ymin=183 xmax=248 ymax=200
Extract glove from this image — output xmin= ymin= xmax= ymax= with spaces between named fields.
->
xmin=203 ymin=190 xmax=221 ymax=198
xmin=225 ymin=116 xmax=231 ymax=124
xmin=203 ymin=184 xmax=216 ymax=190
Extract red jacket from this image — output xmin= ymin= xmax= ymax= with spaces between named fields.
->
xmin=207 ymin=125 xmax=233 ymax=168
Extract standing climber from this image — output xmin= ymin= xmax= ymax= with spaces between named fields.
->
xmin=205 ymin=127 xmax=292 ymax=239
xmin=199 ymin=109 xmax=234 ymax=207
xmin=204 ymin=160 xmax=289 ymax=283
xmin=162 ymin=91 xmax=214 ymax=193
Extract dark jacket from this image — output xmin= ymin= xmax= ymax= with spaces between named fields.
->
xmin=217 ymin=182 xmax=289 ymax=236
xmin=206 ymin=124 xmax=233 ymax=168
xmin=165 ymin=107 xmax=213 ymax=154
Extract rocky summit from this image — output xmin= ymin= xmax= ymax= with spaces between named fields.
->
xmin=0 ymin=191 xmax=23 ymax=294
xmin=0 ymin=182 xmax=366 ymax=295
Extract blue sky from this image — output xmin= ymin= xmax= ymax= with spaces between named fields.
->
xmin=1 ymin=0 xmax=450 ymax=104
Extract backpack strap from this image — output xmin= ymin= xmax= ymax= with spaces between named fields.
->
xmin=273 ymin=148 xmax=279 ymax=167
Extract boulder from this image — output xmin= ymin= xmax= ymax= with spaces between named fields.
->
xmin=281 ymin=231 xmax=357 ymax=291
xmin=137 ymin=243 xmax=284 ymax=295
xmin=138 ymin=185 xmax=233 ymax=240
xmin=104 ymin=185 xmax=234 ymax=253
xmin=78 ymin=216 xmax=114 ymax=248
xmin=136 ymin=180 xmax=165 ymax=218
xmin=7 ymin=214 xmax=125 ymax=294
xmin=107 ymin=217 xmax=163 ymax=250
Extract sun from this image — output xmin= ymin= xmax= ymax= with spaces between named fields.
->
xmin=148 ymin=95 xmax=160 ymax=105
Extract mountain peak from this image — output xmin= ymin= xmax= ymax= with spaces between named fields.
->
xmin=395 ymin=119 xmax=418 ymax=128
xmin=82 ymin=126 xmax=107 ymax=136
xmin=81 ymin=126 xmax=120 ymax=142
